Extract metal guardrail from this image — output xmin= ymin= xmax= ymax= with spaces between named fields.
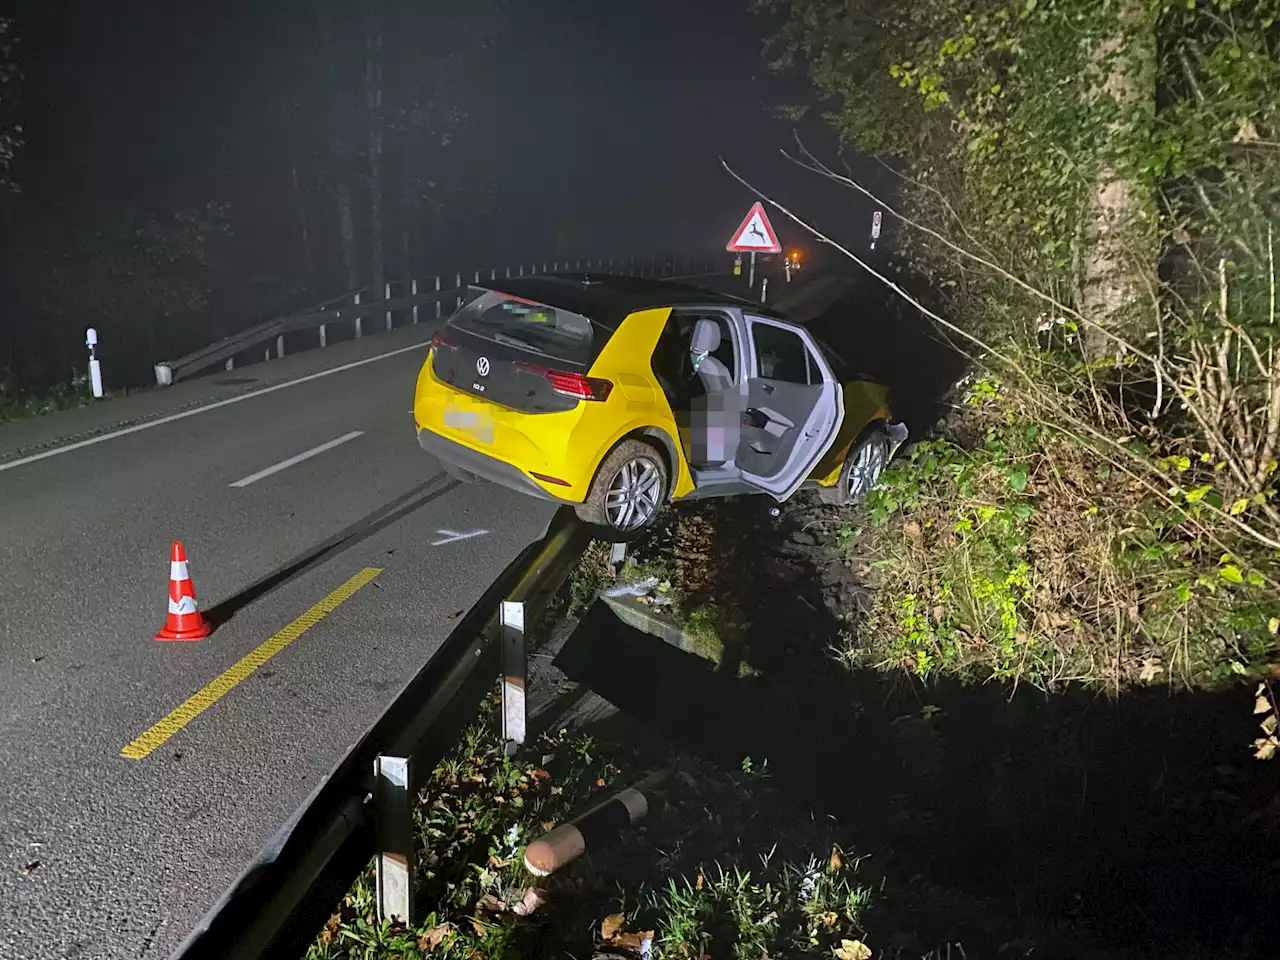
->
xmin=168 ymin=505 xmax=593 ymax=960
xmin=153 ymin=254 xmax=733 ymax=386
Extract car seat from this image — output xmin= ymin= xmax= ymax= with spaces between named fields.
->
xmin=688 ymin=318 xmax=739 ymax=468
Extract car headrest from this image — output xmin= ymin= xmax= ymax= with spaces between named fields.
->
xmin=691 ymin=318 xmax=721 ymax=353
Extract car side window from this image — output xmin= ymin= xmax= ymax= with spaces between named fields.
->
xmin=750 ymin=321 xmax=812 ymax=384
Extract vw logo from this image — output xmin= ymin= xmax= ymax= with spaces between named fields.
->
xmin=476 ymin=356 xmax=490 ymax=377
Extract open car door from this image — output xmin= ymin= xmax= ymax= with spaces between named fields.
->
xmin=735 ymin=315 xmax=844 ymax=500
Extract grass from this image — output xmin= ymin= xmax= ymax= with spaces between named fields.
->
xmin=307 ymin=694 xmax=874 ymax=960
xmin=0 ymin=371 xmax=119 ymax=423
xmin=848 ymin=374 xmax=1280 ymax=692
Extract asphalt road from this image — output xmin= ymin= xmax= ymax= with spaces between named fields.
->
xmin=0 ymin=321 xmax=556 ymax=959
xmin=0 ymin=267 xmax=820 ymax=959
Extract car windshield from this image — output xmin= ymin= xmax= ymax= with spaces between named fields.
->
xmin=448 ymin=290 xmax=594 ymax=365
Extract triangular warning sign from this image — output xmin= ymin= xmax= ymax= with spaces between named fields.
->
xmin=726 ymin=202 xmax=782 ymax=253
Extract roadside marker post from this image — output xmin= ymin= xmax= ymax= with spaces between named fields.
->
xmin=85 ymin=328 xmax=103 ymax=399
xmin=608 ymin=541 xmax=628 ymax=576
xmin=501 ymin=600 xmax=526 ymax=757
xmin=374 ymin=754 xmax=415 ymax=925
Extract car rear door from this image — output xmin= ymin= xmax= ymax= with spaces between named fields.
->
xmin=736 ymin=314 xmax=844 ymax=500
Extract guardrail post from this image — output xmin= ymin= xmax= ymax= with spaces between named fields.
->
xmin=435 ymin=277 xmax=442 ymax=319
xmin=276 ymin=334 xmax=285 ymax=359
xmin=354 ymin=291 xmax=363 ymax=339
xmin=411 ymin=279 xmax=419 ymax=324
xmin=373 ymin=754 xmax=415 ymax=925
xmin=385 ymin=282 xmax=393 ymax=332
xmin=608 ymin=542 xmax=628 ymax=577
xmin=501 ymin=600 xmax=526 ymax=757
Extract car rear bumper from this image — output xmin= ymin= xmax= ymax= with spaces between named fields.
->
xmin=417 ymin=427 xmax=570 ymax=504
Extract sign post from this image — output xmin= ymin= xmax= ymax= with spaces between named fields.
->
xmin=726 ymin=201 xmax=782 ymax=299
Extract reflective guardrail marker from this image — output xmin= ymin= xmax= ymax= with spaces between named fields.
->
xmin=374 ymin=754 xmax=414 ymax=924
xmin=501 ymin=600 xmax=526 ymax=757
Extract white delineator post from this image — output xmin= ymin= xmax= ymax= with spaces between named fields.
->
xmin=501 ymin=600 xmax=526 ymax=758
xmin=373 ymin=754 xmax=414 ymax=925
xmin=85 ymin=328 xmax=103 ymax=399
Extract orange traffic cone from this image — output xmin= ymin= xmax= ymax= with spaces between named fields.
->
xmin=155 ymin=541 xmax=212 ymax=641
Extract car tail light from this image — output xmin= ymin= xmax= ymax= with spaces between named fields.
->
xmin=515 ymin=362 xmax=612 ymax=401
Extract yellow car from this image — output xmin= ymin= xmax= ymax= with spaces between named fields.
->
xmin=414 ymin=275 xmax=908 ymax=537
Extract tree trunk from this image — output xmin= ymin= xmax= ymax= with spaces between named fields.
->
xmin=1080 ymin=0 xmax=1156 ymax=359
xmin=290 ymin=165 xmax=314 ymax=288
xmin=336 ymin=180 xmax=358 ymax=292
xmin=364 ymin=1 xmax=385 ymax=299
xmin=318 ymin=0 xmax=359 ymax=294
xmin=400 ymin=130 xmax=415 ymax=276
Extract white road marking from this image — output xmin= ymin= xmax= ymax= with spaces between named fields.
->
xmin=430 ymin=528 xmax=490 ymax=547
xmin=0 ymin=341 xmax=430 ymax=475
xmin=229 ymin=431 xmax=365 ymax=488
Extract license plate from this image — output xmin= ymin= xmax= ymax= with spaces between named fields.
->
xmin=443 ymin=407 xmax=494 ymax=445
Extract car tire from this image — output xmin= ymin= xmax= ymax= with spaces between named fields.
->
xmin=575 ymin=438 xmax=669 ymax=539
xmin=818 ymin=428 xmax=890 ymax=507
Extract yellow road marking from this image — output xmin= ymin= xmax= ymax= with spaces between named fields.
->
xmin=120 ymin=567 xmax=383 ymax=760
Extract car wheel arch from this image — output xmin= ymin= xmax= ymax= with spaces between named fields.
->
xmin=629 ymin=426 xmax=680 ymax=500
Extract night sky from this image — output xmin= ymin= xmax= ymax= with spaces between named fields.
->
xmin=14 ymin=0 xmax=884 ymax=262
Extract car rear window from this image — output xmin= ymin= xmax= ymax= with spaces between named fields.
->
xmin=448 ymin=290 xmax=595 ymax=366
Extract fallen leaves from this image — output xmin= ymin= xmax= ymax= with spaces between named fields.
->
xmin=600 ymin=911 xmax=654 ymax=955
xmin=417 ymin=922 xmax=455 ymax=951
xmin=601 ymin=913 xmax=626 ymax=940
xmin=1253 ymin=683 xmax=1279 ymax=760
xmin=320 ymin=912 xmax=342 ymax=945
xmin=510 ymin=887 xmax=548 ymax=917
xmin=835 ymin=939 xmax=873 ymax=960
xmin=1139 ymin=657 xmax=1165 ymax=683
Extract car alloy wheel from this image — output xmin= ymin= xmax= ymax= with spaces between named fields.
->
xmin=847 ymin=434 xmax=888 ymax=501
xmin=604 ymin=457 xmax=663 ymax=531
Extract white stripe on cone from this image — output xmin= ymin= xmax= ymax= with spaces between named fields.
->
xmin=169 ymin=595 xmax=198 ymax=615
